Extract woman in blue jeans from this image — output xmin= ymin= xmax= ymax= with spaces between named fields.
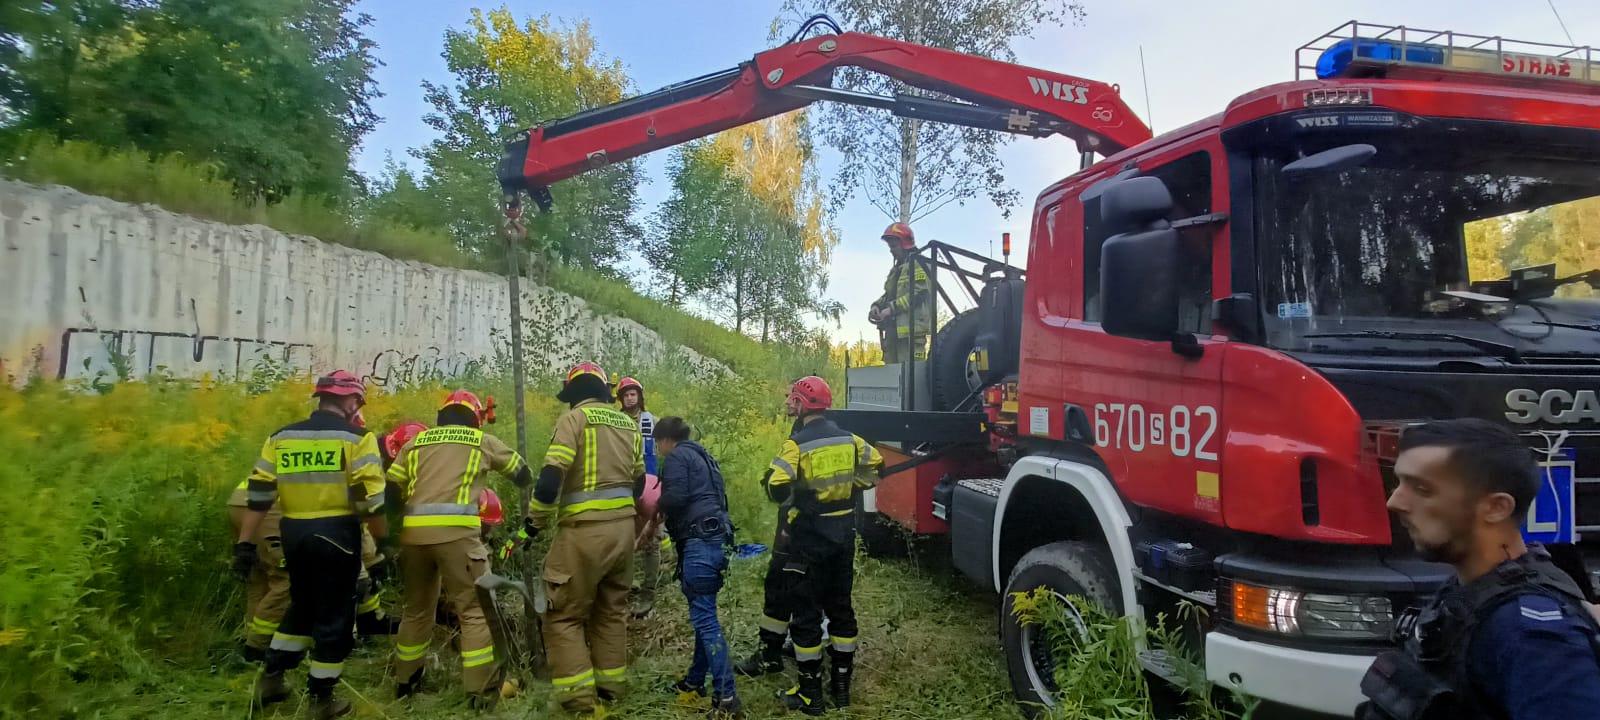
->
xmin=654 ymin=416 xmax=742 ymax=717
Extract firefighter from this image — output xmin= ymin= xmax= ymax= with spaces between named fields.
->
xmin=867 ymin=222 xmax=932 ymax=364
xmin=385 ymin=390 xmax=531 ymax=710
xmin=530 ymin=362 xmax=647 ymax=715
xmin=227 ymin=480 xmax=289 ymax=663
xmin=1357 ymin=419 xmax=1600 ymax=720
xmin=762 ymin=376 xmax=883 ymax=715
xmin=617 ymin=376 xmax=664 ymax=618
xmin=233 ymin=370 xmax=388 ymax=718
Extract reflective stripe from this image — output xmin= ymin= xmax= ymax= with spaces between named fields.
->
xmin=529 ymin=498 xmax=557 ymax=514
xmin=283 ymin=509 xmax=355 ymax=520
xmin=276 ymin=471 xmax=346 ymax=485
xmin=809 ymin=471 xmax=857 ymax=490
xmin=253 ymin=459 xmax=275 ymax=475
xmin=458 ymin=449 xmax=482 ymax=505
xmin=797 ymin=436 xmax=854 ymax=453
xmin=350 ymin=453 xmax=381 ymax=470
xmin=276 ymin=429 xmax=364 ymax=443
xmin=583 ymin=427 xmax=597 ymax=491
xmin=406 ymin=449 xmax=420 ymax=498
xmin=793 ymin=643 xmax=823 ymax=661
xmin=408 ymin=503 xmax=477 ymax=516
xmin=396 ymin=642 xmax=429 ymax=662
xmin=596 ymin=666 xmax=627 ymax=681
xmin=363 ymin=492 xmax=385 ymax=513
xmin=561 ymin=486 xmax=634 ymax=505
xmin=403 ymin=514 xmax=482 ymax=528
xmin=759 ymin=615 xmax=789 ymax=633
xmin=270 ymin=633 xmax=311 ymax=652
xmin=821 ymin=508 xmax=854 ymax=517
xmin=247 ymin=490 xmax=277 ymax=503
xmin=461 ymin=645 xmax=496 ymax=668
xmin=504 ymin=453 xmax=524 ymax=475
xmin=770 ymin=457 xmax=796 ymax=478
xmin=560 ymin=497 xmax=634 ymax=517
xmin=357 ymin=594 xmax=380 ymax=614
xmin=857 ymin=442 xmax=873 ymax=466
xmin=830 ymin=635 xmax=858 ymax=652
xmin=552 ymin=669 xmax=595 ymax=688
xmin=249 ymin=617 xmax=280 ymax=635
xmin=308 ymin=660 xmax=343 ymax=679
xmin=545 ymin=444 xmax=576 ymax=463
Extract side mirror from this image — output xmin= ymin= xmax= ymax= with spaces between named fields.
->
xmin=1281 ymin=143 xmax=1376 ymax=177
xmin=1098 ymin=176 xmax=1181 ymax=341
xmin=1100 ymin=227 xmax=1181 ymax=340
xmin=1100 ymin=176 xmax=1173 ymax=233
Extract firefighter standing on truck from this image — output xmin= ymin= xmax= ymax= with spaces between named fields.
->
xmin=385 ymin=390 xmax=531 ymax=710
xmin=763 ymin=376 xmax=883 ymax=715
xmin=530 ymin=362 xmax=646 ymax=716
xmin=233 ymin=370 xmax=387 ymax=719
xmin=867 ymin=222 xmax=932 ymax=364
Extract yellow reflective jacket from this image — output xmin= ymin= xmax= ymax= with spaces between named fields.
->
xmin=245 ymin=410 xmax=385 ymax=521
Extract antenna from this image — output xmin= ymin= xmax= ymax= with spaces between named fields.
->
xmin=1547 ymin=0 xmax=1576 ymax=45
xmin=1139 ymin=45 xmax=1154 ymax=132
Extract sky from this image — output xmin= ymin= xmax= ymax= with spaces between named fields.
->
xmin=351 ymin=0 xmax=1600 ymax=344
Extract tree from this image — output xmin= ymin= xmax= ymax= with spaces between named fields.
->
xmin=402 ymin=8 xmax=640 ymax=272
xmin=649 ymin=113 xmax=841 ymax=341
xmin=774 ymin=0 xmax=1085 ymax=222
xmin=1 ymin=0 xmax=382 ymax=202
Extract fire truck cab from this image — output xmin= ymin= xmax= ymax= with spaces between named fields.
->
xmin=843 ymin=22 xmax=1600 ymax=717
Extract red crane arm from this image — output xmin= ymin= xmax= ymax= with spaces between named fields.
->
xmin=498 ymin=29 xmax=1151 ymax=209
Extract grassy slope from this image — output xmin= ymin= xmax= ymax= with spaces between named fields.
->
xmin=0 ymin=369 xmax=1023 ymax=719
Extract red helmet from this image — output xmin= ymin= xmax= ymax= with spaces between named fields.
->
xmin=478 ymin=488 xmax=505 ymax=526
xmin=312 ymin=370 xmax=365 ymax=401
xmin=566 ymin=362 xmax=607 ymax=386
xmin=616 ymin=377 xmax=643 ymax=399
xmin=881 ymin=222 xmax=915 ymax=250
xmin=441 ymin=389 xmax=492 ymax=425
xmin=384 ymin=421 xmax=428 ymax=459
xmin=788 ymin=376 xmax=833 ymax=413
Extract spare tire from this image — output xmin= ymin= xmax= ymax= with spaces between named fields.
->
xmin=930 ymin=309 xmax=984 ymax=411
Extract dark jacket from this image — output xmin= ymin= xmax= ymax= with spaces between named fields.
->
xmin=658 ymin=440 xmax=731 ymax=543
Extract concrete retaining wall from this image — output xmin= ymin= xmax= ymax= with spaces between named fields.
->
xmin=0 ymin=179 xmax=725 ymax=385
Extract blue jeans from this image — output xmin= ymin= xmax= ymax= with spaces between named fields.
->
xmin=679 ymin=536 xmax=735 ymax=698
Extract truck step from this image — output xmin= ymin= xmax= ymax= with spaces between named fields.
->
xmin=956 ymin=478 xmax=1005 ymax=497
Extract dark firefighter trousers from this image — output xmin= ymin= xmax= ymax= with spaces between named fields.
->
xmin=264 ymin=517 xmax=363 ymax=692
xmin=783 ymin=535 xmax=858 ymax=661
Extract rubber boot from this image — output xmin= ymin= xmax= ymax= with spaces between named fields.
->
xmin=711 ymin=693 xmax=746 ymax=719
xmin=308 ymin=678 xmax=351 ymax=720
xmin=778 ymin=660 xmax=825 ymax=716
xmin=255 ymin=670 xmax=289 ymax=708
xmin=735 ymin=630 xmax=785 ymax=677
xmin=828 ymin=648 xmax=854 ymax=708
xmin=396 ymin=667 xmax=425 ymax=699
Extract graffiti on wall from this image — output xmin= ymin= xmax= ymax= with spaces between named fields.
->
xmin=57 ymin=328 xmax=313 ymax=381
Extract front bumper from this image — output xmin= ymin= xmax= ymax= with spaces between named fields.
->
xmin=1205 ymin=630 xmax=1374 ymax=716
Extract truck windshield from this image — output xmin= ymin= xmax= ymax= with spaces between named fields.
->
xmin=1254 ymin=124 xmax=1600 ymax=356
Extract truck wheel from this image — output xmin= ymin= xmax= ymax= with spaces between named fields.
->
xmin=1000 ymin=541 xmax=1122 ymax=718
xmin=929 ymin=309 xmax=984 ymax=411
xmin=856 ymin=492 xmax=910 ymax=558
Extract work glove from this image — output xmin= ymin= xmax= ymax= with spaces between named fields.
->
xmin=232 ymin=541 xmax=257 ymax=581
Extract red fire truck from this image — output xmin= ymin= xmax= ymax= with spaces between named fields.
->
xmin=500 ymin=19 xmax=1600 ymax=717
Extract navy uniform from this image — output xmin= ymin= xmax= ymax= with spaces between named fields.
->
xmin=1359 ymin=546 xmax=1600 ymax=720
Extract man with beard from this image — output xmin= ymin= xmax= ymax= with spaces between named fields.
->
xmin=1358 ymin=419 xmax=1600 ymax=720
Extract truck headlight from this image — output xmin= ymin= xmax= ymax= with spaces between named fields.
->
xmin=1222 ymin=579 xmax=1394 ymax=641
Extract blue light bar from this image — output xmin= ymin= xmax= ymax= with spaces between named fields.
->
xmin=1316 ymin=38 xmax=1446 ymax=79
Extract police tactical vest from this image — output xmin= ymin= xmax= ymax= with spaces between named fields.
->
xmin=1359 ymin=547 xmax=1600 ymax=720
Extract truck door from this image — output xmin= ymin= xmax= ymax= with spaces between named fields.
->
xmin=1065 ymin=150 xmax=1230 ymax=524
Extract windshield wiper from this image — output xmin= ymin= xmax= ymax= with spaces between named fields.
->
xmin=1303 ymin=331 xmax=1523 ymax=362
xmin=1533 ymin=320 xmax=1600 ymax=334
